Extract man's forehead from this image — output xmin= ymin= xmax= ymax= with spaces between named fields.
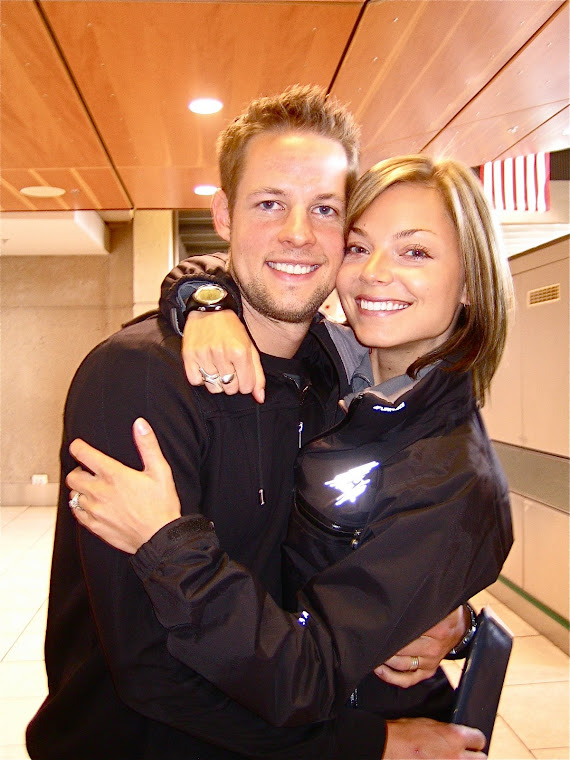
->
xmin=239 ymin=130 xmax=349 ymax=193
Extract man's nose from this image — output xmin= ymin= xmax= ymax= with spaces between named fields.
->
xmin=360 ymin=249 xmax=394 ymax=284
xmin=278 ymin=207 xmax=316 ymax=247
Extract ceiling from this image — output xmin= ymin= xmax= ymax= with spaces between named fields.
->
xmin=1 ymin=0 xmax=569 ymax=256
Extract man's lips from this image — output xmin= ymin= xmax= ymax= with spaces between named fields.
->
xmin=357 ymin=298 xmax=410 ymax=312
xmin=267 ymin=261 xmax=320 ymax=275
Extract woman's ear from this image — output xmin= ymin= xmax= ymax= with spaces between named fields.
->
xmin=211 ymin=189 xmax=231 ymax=242
xmin=460 ymin=283 xmax=469 ymax=306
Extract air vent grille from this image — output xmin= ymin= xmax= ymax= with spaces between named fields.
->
xmin=527 ymin=284 xmax=560 ymax=306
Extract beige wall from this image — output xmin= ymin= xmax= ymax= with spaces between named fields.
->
xmin=0 ymin=223 xmax=134 ymax=505
xmin=483 ymin=236 xmax=570 ymax=458
xmin=482 ymin=236 xmax=570 ymax=650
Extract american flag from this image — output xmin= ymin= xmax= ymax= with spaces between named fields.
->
xmin=480 ymin=153 xmax=550 ymax=213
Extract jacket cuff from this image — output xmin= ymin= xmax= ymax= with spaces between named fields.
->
xmin=159 ymin=255 xmax=242 ymax=335
xmin=131 ymin=514 xmax=216 ymax=574
xmin=331 ymin=708 xmax=387 ymax=759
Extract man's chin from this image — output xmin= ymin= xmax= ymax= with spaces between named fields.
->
xmin=240 ymin=283 xmax=334 ymax=326
xmin=255 ymin=302 xmax=318 ymax=324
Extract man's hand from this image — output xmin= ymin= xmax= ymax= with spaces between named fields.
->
xmin=182 ymin=311 xmax=266 ymax=403
xmin=67 ymin=418 xmax=182 ymax=553
xmin=384 ymin=718 xmax=486 ymax=759
xmin=375 ymin=606 xmax=469 ymax=687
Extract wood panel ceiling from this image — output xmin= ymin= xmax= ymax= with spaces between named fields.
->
xmin=1 ymin=0 xmax=568 ymax=213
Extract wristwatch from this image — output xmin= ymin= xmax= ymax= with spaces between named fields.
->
xmin=447 ymin=602 xmax=478 ymax=658
xmin=184 ymin=284 xmax=239 ymax=315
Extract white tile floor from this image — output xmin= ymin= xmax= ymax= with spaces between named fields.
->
xmin=0 ymin=505 xmax=568 ymax=759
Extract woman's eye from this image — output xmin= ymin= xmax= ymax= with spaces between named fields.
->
xmin=403 ymin=247 xmax=430 ymax=259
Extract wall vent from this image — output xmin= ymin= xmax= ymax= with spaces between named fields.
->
xmin=527 ymin=284 xmax=561 ymax=307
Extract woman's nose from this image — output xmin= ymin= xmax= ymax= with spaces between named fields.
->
xmin=278 ymin=208 xmax=316 ymax=247
xmin=359 ymin=249 xmax=394 ymax=284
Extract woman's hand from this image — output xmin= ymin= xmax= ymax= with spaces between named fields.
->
xmin=182 ymin=311 xmax=266 ymax=403
xmin=66 ymin=418 xmax=182 ymax=554
xmin=375 ymin=605 xmax=469 ymax=687
xmin=384 ymin=718 xmax=486 ymax=759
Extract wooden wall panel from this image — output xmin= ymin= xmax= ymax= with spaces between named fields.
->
xmin=427 ymin=2 xmax=570 ymax=164
xmin=499 ymin=106 xmax=570 ymax=160
xmin=41 ymin=1 xmax=362 ymax=208
xmin=0 ymin=1 xmax=130 ymax=211
xmin=0 ymin=0 xmax=567 ymax=213
xmin=331 ymin=0 xmax=565 ymax=167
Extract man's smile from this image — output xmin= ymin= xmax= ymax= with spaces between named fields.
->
xmin=267 ymin=261 xmax=320 ymax=275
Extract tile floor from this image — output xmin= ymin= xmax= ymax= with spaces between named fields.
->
xmin=0 ymin=505 xmax=568 ymax=759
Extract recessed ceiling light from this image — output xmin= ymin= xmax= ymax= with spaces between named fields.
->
xmin=189 ymin=98 xmax=223 ymax=115
xmin=20 ymin=185 xmax=66 ymax=198
xmin=194 ymin=185 xmax=218 ymax=196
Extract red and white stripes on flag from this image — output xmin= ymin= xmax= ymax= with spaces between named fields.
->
xmin=480 ymin=153 xmax=550 ymax=213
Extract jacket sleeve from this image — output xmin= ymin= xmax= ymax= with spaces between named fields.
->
xmin=159 ymin=253 xmax=242 ymax=335
xmin=131 ymin=426 xmax=512 ymax=727
xmin=63 ymin=320 xmax=386 ymax=758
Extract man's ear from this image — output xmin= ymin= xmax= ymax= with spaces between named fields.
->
xmin=211 ymin=189 xmax=231 ymax=242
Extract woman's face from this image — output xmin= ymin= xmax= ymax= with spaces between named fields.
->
xmin=336 ymin=182 xmax=467 ymax=365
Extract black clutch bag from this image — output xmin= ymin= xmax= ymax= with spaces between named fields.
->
xmin=451 ymin=607 xmax=513 ymax=752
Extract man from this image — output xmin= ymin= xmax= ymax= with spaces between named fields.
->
xmin=27 ymin=86 xmax=484 ymax=759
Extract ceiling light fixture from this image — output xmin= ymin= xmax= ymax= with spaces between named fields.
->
xmin=20 ymin=185 xmax=66 ymax=198
xmin=189 ymin=98 xmax=223 ymax=115
xmin=194 ymin=185 xmax=218 ymax=196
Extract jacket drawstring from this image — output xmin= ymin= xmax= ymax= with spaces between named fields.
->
xmin=256 ymin=404 xmax=265 ymax=506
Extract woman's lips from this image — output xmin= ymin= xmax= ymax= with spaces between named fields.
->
xmin=357 ymin=298 xmax=410 ymax=312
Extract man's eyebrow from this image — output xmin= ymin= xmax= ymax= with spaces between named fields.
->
xmin=247 ymin=189 xmax=345 ymax=204
xmin=314 ymin=193 xmax=345 ymax=203
xmin=249 ymin=187 xmax=285 ymax=196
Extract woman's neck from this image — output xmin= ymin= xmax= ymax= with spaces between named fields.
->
xmin=369 ymin=348 xmax=416 ymax=386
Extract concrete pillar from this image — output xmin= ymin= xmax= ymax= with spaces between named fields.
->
xmin=132 ymin=210 xmax=174 ymax=317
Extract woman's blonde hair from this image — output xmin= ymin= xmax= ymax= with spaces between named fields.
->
xmin=346 ymin=155 xmax=513 ymax=405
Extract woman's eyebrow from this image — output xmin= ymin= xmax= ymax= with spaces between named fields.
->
xmin=394 ymin=228 xmax=435 ymax=239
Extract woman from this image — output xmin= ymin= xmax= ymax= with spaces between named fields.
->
xmin=68 ymin=155 xmax=513 ymax=729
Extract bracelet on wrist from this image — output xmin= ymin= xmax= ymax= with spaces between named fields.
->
xmin=447 ymin=602 xmax=477 ymax=659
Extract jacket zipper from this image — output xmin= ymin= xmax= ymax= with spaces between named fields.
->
xmin=296 ymin=494 xmax=366 ymax=549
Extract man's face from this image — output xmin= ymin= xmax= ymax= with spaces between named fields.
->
xmin=218 ymin=131 xmax=348 ymax=326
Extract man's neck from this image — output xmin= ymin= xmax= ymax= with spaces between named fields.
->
xmin=242 ymin=303 xmax=312 ymax=359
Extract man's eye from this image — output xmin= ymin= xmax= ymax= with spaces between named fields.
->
xmin=259 ymin=201 xmax=280 ymax=211
xmin=315 ymin=205 xmax=337 ymax=216
xmin=345 ymin=244 xmax=368 ymax=257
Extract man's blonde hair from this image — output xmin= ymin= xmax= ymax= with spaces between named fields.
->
xmin=346 ymin=155 xmax=513 ymax=405
xmin=217 ymin=84 xmax=360 ymax=212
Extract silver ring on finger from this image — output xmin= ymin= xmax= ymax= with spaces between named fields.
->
xmin=220 ymin=372 xmax=236 ymax=385
xmin=69 ymin=492 xmax=85 ymax=512
xmin=409 ymin=655 xmax=419 ymax=672
xmin=199 ymin=367 xmax=221 ymax=384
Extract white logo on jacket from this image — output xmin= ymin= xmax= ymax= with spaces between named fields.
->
xmin=324 ymin=461 xmax=380 ymax=506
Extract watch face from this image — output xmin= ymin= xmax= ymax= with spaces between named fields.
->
xmin=193 ymin=284 xmax=227 ymax=306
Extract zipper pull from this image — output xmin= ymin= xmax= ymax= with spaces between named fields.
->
xmin=351 ymin=529 xmax=363 ymax=549
xmin=298 ymin=421 xmax=304 ymax=448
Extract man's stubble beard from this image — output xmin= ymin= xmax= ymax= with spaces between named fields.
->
xmin=229 ymin=261 xmax=333 ymax=325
